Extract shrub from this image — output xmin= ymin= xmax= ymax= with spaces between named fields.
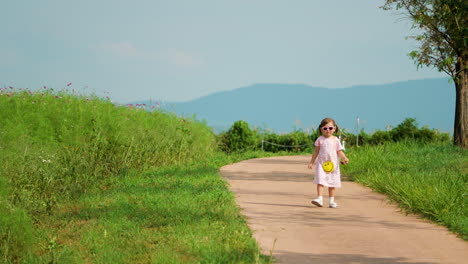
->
xmin=369 ymin=130 xmax=392 ymax=145
xmin=222 ymin=120 xmax=258 ymax=152
xmin=261 ymin=131 xmax=312 ymax=152
xmin=391 ymin=118 xmax=419 ymax=141
xmin=341 ymin=129 xmax=371 ymax=147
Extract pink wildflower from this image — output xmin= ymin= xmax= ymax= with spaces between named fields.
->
xmin=67 ymin=82 xmax=72 ymax=86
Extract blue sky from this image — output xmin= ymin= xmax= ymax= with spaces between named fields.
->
xmin=1 ymin=0 xmax=446 ymax=103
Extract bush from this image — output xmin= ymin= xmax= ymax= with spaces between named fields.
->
xmin=369 ymin=130 xmax=392 ymax=145
xmin=262 ymin=131 xmax=312 ymax=153
xmin=314 ymin=118 xmax=450 ymax=147
xmin=341 ymin=129 xmax=371 ymax=147
xmin=219 ymin=118 xmax=451 ymax=153
xmin=390 ymin=118 xmax=450 ymax=144
xmin=221 ymin=120 xmax=258 ymax=152
xmin=391 ymin=118 xmax=419 ymax=141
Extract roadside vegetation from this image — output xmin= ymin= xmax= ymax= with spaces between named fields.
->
xmin=0 ymin=87 xmax=276 ymax=263
xmin=344 ymin=142 xmax=467 ymax=240
xmin=1 ymin=86 xmax=464 ymax=263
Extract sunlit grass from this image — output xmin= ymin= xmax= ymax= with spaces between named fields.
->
xmin=28 ymin=153 xmax=279 ymax=263
xmin=0 ymin=87 xmax=216 ymax=214
xmin=343 ymin=142 xmax=467 ymax=240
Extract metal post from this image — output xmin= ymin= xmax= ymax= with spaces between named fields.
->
xmin=356 ymin=117 xmax=360 ymax=147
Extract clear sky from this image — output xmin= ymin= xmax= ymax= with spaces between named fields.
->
xmin=1 ymin=0 xmax=446 ymax=103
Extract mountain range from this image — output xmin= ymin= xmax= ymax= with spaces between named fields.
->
xmin=134 ymin=78 xmax=455 ymax=134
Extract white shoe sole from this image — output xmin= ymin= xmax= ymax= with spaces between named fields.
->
xmin=311 ymin=200 xmax=323 ymax=207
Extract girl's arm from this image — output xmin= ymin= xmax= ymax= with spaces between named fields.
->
xmin=337 ymin=150 xmax=349 ymax=164
xmin=308 ymin=146 xmax=320 ymax=169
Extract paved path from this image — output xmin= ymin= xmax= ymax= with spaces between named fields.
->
xmin=220 ymin=155 xmax=468 ymax=264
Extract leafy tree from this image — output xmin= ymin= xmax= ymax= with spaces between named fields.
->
xmin=382 ymin=0 xmax=467 ymax=148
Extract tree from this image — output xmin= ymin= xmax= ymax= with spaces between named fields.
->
xmin=382 ymin=0 xmax=467 ymax=148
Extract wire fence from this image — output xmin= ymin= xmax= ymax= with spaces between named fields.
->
xmin=261 ymin=138 xmax=346 ymax=151
xmin=261 ymin=140 xmax=312 ymax=151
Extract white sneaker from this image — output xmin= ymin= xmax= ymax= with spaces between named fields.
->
xmin=311 ymin=198 xmax=323 ymax=207
xmin=329 ymin=202 xmax=338 ymax=208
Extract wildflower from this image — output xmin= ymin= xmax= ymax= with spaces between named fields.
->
xmin=9 ymin=86 xmax=13 ymax=89
xmin=43 ymin=86 xmax=47 ymax=89
xmin=42 ymin=159 xmax=52 ymax=163
xmin=67 ymin=82 xmax=72 ymax=86
xmin=55 ymin=96 xmax=61 ymax=99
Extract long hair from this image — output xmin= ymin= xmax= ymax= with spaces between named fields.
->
xmin=318 ymin=118 xmax=339 ymax=134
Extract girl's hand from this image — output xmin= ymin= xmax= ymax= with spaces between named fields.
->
xmin=307 ymin=163 xmax=313 ymax=169
xmin=340 ymin=158 xmax=349 ymax=165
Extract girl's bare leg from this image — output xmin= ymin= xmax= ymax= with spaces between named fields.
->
xmin=328 ymin=187 xmax=335 ymax=197
xmin=312 ymin=184 xmax=325 ymax=207
xmin=317 ymin=184 xmax=324 ymax=197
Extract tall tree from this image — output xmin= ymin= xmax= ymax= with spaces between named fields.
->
xmin=382 ymin=0 xmax=467 ymax=148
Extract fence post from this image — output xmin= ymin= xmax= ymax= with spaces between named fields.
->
xmin=356 ymin=116 xmax=360 ymax=147
xmin=261 ymin=139 xmax=264 ymax=151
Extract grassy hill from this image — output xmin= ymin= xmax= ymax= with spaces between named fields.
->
xmin=0 ymin=87 xmax=272 ymax=263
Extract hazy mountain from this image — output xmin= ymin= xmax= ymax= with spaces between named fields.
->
xmin=135 ymin=78 xmax=455 ymax=134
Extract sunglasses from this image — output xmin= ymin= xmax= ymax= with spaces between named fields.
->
xmin=321 ymin=126 xmax=335 ymax=131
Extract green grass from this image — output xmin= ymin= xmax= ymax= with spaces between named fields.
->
xmin=343 ymin=142 xmax=468 ymax=240
xmin=1 ymin=88 xmax=216 ymax=216
xmin=1 ymin=87 xmax=278 ymax=263
xmin=29 ymin=153 xmax=278 ymax=263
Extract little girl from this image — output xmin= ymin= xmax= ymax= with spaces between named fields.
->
xmin=308 ymin=118 xmax=349 ymax=208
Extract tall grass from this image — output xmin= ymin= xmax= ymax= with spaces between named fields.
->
xmin=1 ymin=87 xmax=215 ymax=213
xmin=343 ymin=142 xmax=467 ymax=240
xmin=0 ymin=87 xmax=217 ymax=262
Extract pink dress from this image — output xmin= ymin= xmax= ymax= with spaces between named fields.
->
xmin=314 ymin=136 xmax=344 ymax=188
